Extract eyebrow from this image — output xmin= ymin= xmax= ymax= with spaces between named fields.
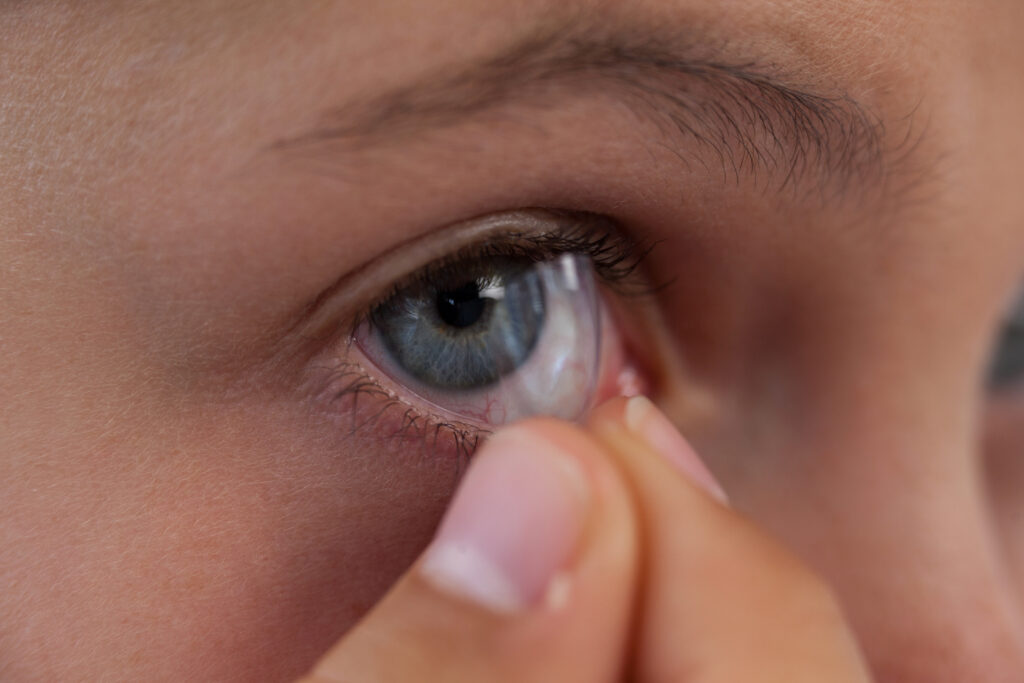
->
xmin=274 ymin=20 xmax=893 ymax=195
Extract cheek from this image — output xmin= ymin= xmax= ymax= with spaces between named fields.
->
xmin=3 ymin=410 xmax=454 ymax=683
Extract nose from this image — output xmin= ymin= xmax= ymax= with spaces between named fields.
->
xmin=715 ymin=422 xmax=1024 ymax=683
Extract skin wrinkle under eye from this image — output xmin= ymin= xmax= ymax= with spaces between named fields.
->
xmin=268 ymin=19 xmax=913 ymax=202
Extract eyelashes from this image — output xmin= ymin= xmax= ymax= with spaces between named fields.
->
xmin=316 ymin=360 xmax=486 ymax=466
xmin=312 ymin=209 xmax=650 ymax=461
xmin=350 ymin=210 xmax=654 ymax=337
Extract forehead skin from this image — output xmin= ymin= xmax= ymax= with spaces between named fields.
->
xmin=1 ymin=1 xmax=1023 ymax=682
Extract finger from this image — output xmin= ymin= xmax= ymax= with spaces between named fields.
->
xmin=301 ymin=419 xmax=639 ymax=683
xmin=589 ymin=396 xmax=873 ymax=683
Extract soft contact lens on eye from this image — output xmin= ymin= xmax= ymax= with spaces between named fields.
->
xmin=358 ymin=253 xmax=602 ymax=427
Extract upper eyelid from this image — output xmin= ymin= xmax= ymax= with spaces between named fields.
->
xmin=370 ymin=213 xmax=651 ymax=308
xmin=283 ymin=209 xmax=648 ymax=354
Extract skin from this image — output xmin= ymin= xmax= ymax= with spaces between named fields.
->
xmin=1 ymin=0 xmax=1022 ymax=681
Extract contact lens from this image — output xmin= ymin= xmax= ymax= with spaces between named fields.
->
xmin=360 ymin=253 xmax=602 ymax=427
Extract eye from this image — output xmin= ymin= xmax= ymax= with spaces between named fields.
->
xmin=333 ymin=210 xmax=650 ymax=432
xmin=371 ymin=256 xmax=550 ymax=392
xmin=356 ymin=253 xmax=604 ymax=426
xmin=988 ymin=285 xmax=1024 ymax=392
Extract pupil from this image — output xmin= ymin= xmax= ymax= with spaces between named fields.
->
xmin=436 ymin=281 xmax=487 ymax=328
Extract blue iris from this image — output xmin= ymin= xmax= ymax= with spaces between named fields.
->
xmin=372 ymin=263 xmax=546 ymax=391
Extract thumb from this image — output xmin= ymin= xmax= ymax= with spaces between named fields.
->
xmin=300 ymin=420 xmax=639 ymax=683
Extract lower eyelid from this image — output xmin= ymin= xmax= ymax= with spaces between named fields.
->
xmin=310 ymin=359 xmax=488 ymax=465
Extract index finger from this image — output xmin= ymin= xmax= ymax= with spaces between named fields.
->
xmin=588 ymin=396 xmax=873 ymax=683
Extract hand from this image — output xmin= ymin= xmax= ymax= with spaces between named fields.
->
xmin=298 ymin=397 xmax=873 ymax=682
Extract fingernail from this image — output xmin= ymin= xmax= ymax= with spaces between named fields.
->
xmin=624 ymin=396 xmax=728 ymax=504
xmin=420 ymin=425 xmax=588 ymax=613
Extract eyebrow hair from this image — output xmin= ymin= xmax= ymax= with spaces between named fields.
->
xmin=274 ymin=20 xmax=893 ymax=196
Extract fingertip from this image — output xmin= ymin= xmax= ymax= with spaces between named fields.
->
xmin=419 ymin=422 xmax=590 ymax=613
xmin=588 ymin=396 xmax=728 ymax=504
